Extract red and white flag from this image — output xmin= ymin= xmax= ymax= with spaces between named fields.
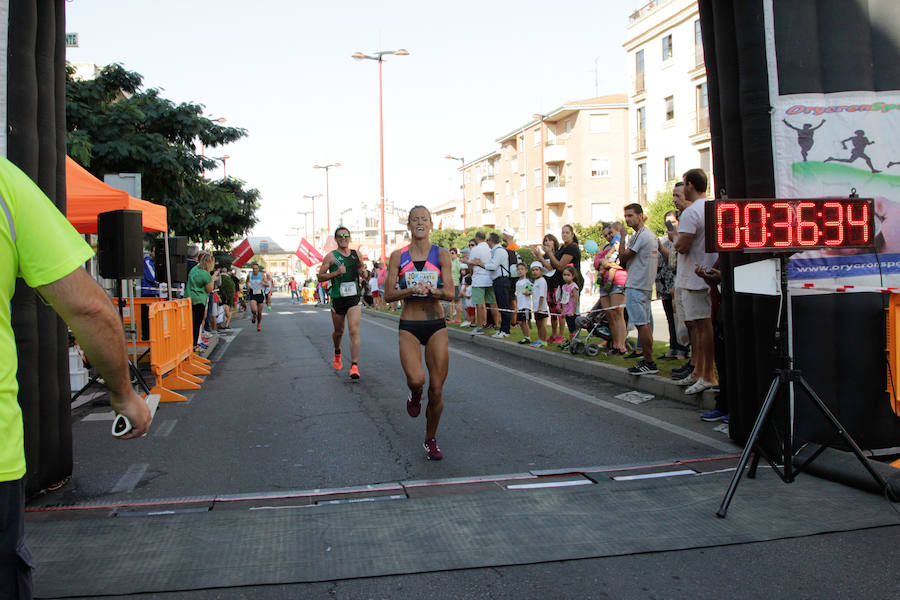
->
xmin=231 ymin=238 xmax=254 ymax=268
xmin=295 ymin=237 xmax=324 ymax=268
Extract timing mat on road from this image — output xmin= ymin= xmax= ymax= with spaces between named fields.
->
xmin=27 ymin=468 xmax=900 ymax=597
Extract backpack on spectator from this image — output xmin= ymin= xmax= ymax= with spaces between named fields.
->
xmin=501 ymin=247 xmax=521 ymax=277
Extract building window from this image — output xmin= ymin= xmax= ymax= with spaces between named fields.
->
xmin=662 ymin=34 xmax=673 ymax=61
xmin=475 ymin=196 xmax=481 ymax=211
xmin=519 ymin=173 xmax=525 ymax=191
xmin=512 ymin=190 xmax=519 ymax=210
xmin=505 ymin=214 xmax=511 ymax=229
xmin=664 ymin=96 xmax=675 ymax=121
xmin=565 ymin=119 xmax=572 ymax=136
xmin=520 ymin=211 xmax=527 ymax=230
xmin=548 ymin=164 xmax=561 ymax=187
xmin=636 ymin=106 xmax=646 ymax=150
xmin=466 ymin=170 xmax=471 ymax=184
xmin=664 ymin=156 xmax=676 ymax=182
xmin=534 ymin=127 xmax=541 ymax=147
xmin=512 ymin=156 xmax=518 ymax=173
xmin=534 ymin=168 xmax=542 ymax=187
xmin=699 ymin=148 xmax=711 ymax=179
xmin=505 ymin=179 xmax=511 ymax=195
xmin=591 ymin=202 xmax=612 ymax=223
xmin=637 ymin=162 xmax=647 ymax=204
xmin=589 ymin=114 xmax=610 ymax=133
xmin=694 ymin=19 xmax=704 ymax=67
xmin=590 ymin=158 xmax=610 ymax=178
xmin=696 ymin=83 xmax=709 ymax=132
xmin=565 ymin=161 xmax=574 ymax=183
xmin=635 ymin=49 xmax=645 ymax=93
xmin=535 ymin=207 xmax=543 ymax=227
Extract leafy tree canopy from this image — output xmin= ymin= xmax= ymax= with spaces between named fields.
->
xmin=66 ymin=63 xmax=259 ymax=249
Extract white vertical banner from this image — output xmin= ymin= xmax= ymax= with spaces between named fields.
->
xmin=0 ymin=0 xmax=8 ymax=158
xmin=764 ymin=0 xmax=900 ymax=288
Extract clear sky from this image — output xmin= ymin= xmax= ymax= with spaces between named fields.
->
xmin=65 ymin=0 xmax=643 ymax=247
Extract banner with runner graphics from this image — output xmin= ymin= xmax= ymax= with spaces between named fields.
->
xmin=765 ymin=4 xmax=900 ymax=288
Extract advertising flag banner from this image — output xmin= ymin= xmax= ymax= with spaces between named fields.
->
xmin=295 ymin=238 xmax=323 ymax=267
xmin=764 ymin=1 xmax=900 ymax=287
xmin=231 ymin=238 xmax=254 ymax=268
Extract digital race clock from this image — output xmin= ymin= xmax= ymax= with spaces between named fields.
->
xmin=704 ymin=197 xmax=875 ymax=253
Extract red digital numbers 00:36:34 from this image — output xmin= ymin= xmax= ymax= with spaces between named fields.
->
xmin=712 ymin=199 xmax=873 ymax=251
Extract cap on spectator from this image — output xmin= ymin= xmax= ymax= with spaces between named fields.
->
xmin=460 ymin=247 xmax=471 ymax=254
xmin=530 ymin=261 xmax=543 ymax=269
xmin=502 ymin=228 xmax=516 ymax=237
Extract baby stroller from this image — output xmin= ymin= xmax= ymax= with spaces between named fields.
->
xmin=567 ymin=299 xmax=636 ymax=356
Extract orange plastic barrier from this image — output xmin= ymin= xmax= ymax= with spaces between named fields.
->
xmin=147 ymin=299 xmax=210 ymax=403
xmin=886 ymin=295 xmax=900 ymax=417
xmin=111 ymin=296 xmax=165 ymax=354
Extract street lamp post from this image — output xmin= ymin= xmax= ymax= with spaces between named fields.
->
xmin=533 ymin=114 xmax=546 ymax=240
xmin=312 ymin=163 xmax=340 ymax=234
xmin=219 ymin=154 xmax=231 ymax=179
xmin=444 ymin=154 xmax=465 ymax=231
xmin=200 ymin=117 xmax=226 ymax=178
xmin=352 ymin=48 xmax=409 ymax=261
xmin=302 ymin=193 xmax=322 ymax=245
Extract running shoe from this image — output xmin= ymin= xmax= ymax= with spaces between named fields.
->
xmin=471 ymin=327 xmax=485 ymax=335
xmin=266 ymin=305 xmax=271 ymax=311
xmin=627 ymin=360 xmax=659 ymax=375
xmin=424 ymin=438 xmax=443 ymax=460
xmin=333 ymin=352 xmax=343 ymax=371
xmin=349 ymin=364 xmax=360 ymax=379
xmin=251 ymin=315 xmax=256 ymax=324
xmin=458 ymin=321 xmax=473 ymax=327
xmin=256 ymin=324 xmax=261 ymax=332
xmin=529 ymin=340 xmax=548 ymax=348
xmin=559 ymin=340 xmax=571 ymax=351
xmin=604 ymin=348 xmax=626 ymax=357
xmin=675 ymin=374 xmax=698 ymax=387
xmin=701 ymin=409 xmax=726 ymax=422
xmin=407 ymin=389 xmax=422 ymax=418
xmin=519 ymin=337 xmax=532 ymax=345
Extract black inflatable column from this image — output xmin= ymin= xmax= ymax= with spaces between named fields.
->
xmin=7 ymin=0 xmax=71 ymax=497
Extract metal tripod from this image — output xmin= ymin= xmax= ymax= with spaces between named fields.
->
xmin=716 ymin=254 xmax=889 ymax=517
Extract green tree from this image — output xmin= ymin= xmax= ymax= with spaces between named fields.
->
xmin=646 ymin=183 xmax=678 ymax=237
xmin=66 ymin=63 xmax=259 ymax=249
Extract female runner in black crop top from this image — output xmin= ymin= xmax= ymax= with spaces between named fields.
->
xmin=383 ymin=205 xmax=455 ymax=460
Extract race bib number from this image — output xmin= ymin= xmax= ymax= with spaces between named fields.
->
xmin=405 ymin=271 xmax=438 ymax=290
xmin=340 ymin=281 xmax=357 ymax=297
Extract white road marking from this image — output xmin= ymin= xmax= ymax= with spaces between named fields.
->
xmin=363 ymin=316 xmax=736 ymax=453
xmin=111 ymin=463 xmax=149 ymax=493
xmin=153 ymin=419 xmax=177 ymax=437
xmin=507 ymin=480 xmax=593 ymax=490
xmin=82 ymin=411 xmax=115 ymax=421
xmin=613 ymin=469 xmax=696 ymax=481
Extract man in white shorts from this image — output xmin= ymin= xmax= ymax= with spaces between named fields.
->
xmin=673 ymin=168 xmax=718 ymax=395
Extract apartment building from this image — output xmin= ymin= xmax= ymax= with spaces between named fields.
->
xmin=338 ymin=200 xmax=411 ymax=259
xmin=624 ymin=0 xmax=712 ymax=205
xmin=449 ymin=95 xmax=629 ymax=245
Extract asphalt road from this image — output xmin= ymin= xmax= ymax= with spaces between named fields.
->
xmin=50 ymin=297 xmax=733 ymax=505
xmin=29 ymin=297 xmax=900 ymax=599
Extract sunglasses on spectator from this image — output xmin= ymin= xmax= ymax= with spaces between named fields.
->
xmin=336 ymin=233 xmax=351 ymax=239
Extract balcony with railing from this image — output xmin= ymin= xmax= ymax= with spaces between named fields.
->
xmin=481 ymin=177 xmax=495 ymax=194
xmin=633 ymin=71 xmax=645 ymax=95
xmin=634 ymin=130 xmax=648 ymax=153
xmin=481 ymin=209 xmax=496 ymax=226
xmin=695 ymin=109 xmax=709 ymax=134
xmin=545 ymin=180 xmax=567 ymax=206
xmin=628 ymin=0 xmax=675 ymax=25
xmin=544 ymin=141 xmax=566 ymax=164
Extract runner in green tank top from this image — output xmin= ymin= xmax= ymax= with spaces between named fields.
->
xmin=317 ymin=226 xmax=363 ymax=379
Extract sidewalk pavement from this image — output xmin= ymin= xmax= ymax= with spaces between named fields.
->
xmin=362 ymin=305 xmax=716 ymax=410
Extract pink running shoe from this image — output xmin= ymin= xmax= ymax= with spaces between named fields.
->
xmin=407 ymin=389 xmax=422 ymax=418
xmin=424 ymin=438 xmax=443 ymax=460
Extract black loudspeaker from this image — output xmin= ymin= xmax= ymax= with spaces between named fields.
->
xmin=98 ymin=210 xmax=143 ymax=280
xmin=154 ymin=236 xmax=188 ymax=283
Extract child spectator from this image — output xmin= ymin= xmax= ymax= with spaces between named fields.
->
xmin=368 ymin=270 xmax=381 ymax=308
xmin=459 ymin=273 xmax=475 ymax=327
xmin=527 ymin=261 xmax=549 ymax=348
xmin=515 ymin=262 xmax=534 ymax=344
xmin=558 ymin=266 xmax=580 ymax=350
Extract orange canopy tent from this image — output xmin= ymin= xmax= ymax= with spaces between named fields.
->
xmin=65 ymin=156 xmax=167 ymax=233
